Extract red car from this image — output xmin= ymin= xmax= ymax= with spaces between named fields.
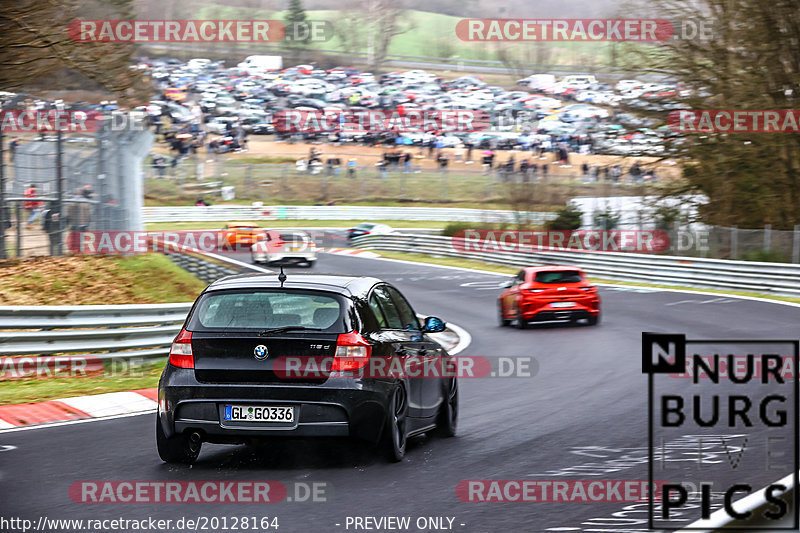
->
xmin=498 ymin=266 xmax=600 ymax=329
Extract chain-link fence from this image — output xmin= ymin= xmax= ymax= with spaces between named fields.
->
xmin=1 ymin=121 xmax=154 ymax=258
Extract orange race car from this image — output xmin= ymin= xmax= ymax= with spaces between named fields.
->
xmin=217 ymin=222 xmax=266 ymax=249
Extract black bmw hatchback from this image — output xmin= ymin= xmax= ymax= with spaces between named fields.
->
xmin=156 ymin=273 xmax=458 ymax=464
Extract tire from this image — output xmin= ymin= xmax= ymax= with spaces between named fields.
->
xmin=514 ymin=304 xmax=528 ymax=329
xmin=382 ymin=385 xmax=408 ymax=462
xmin=435 ymin=377 xmax=458 ymax=438
xmin=303 ymin=260 xmax=315 ymax=268
xmin=498 ymin=303 xmax=511 ymax=327
xmin=156 ymin=416 xmax=201 ymax=464
xmin=587 ymin=314 xmax=600 ymax=326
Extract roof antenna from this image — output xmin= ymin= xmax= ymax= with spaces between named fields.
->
xmin=278 ymin=265 xmax=287 ymax=287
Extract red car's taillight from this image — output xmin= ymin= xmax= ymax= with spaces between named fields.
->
xmin=169 ymin=328 xmax=194 ymax=368
xmin=332 ymin=331 xmax=372 ymax=371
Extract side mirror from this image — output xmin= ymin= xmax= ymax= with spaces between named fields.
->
xmin=500 ymin=279 xmax=514 ymax=288
xmin=422 ymin=316 xmax=446 ymax=333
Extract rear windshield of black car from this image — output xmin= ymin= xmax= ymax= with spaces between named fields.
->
xmin=187 ymin=289 xmax=347 ymax=332
xmin=534 ymin=271 xmax=583 ymax=284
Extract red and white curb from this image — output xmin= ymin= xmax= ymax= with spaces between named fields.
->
xmin=321 ymin=248 xmax=380 ymax=258
xmin=0 ymin=388 xmax=157 ymax=431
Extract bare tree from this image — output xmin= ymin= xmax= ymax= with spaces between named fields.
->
xmin=620 ymin=0 xmax=800 ymax=229
xmin=362 ymin=0 xmax=414 ymax=71
xmin=0 ymin=0 xmax=148 ymax=104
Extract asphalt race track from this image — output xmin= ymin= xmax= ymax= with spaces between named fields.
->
xmin=2 ymin=233 xmax=798 ymax=533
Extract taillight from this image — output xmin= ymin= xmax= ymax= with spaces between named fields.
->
xmin=169 ymin=328 xmax=194 ymax=368
xmin=332 ymin=331 xmax=372 ymax=371
xmin=580 ymin=286 xmax=597 ymax=292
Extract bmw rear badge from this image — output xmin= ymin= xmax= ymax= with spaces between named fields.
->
xmin=254 ymin=344 xmax=269 ymax=360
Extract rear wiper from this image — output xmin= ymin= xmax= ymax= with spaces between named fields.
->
xmin=258 ymin=326 xmax=325 ymax=336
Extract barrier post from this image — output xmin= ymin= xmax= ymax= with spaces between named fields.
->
xmin=763 ymin=224 xmax=772 ymax=252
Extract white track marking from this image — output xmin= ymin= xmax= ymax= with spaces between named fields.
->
xmin=57 ymin=392 xmax=158 ymax=418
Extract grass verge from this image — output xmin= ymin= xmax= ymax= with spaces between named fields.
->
xmin=0 ymin=254 xmax=207 ymax=305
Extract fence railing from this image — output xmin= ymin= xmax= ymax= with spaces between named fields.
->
xmin=352 ymin=233 xmax=800 ymax=297
xmin=0 ymin=304 xmax=461 ymax=361
xmin=0 ymin=303 xmax=192 ymax=360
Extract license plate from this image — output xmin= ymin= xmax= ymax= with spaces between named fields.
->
xmin=224 ymin=405 xmax=294 ymax=422
xmin=550 ymin=302 xmax=575 ymax=308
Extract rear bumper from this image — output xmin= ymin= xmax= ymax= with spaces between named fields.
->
xmin=520 ymin=299 xmax=600 ymax=322
xmin=158 ymin=366 xmax=392 ymax=443
xmin=526 ymin=308 xmax=596 ymax=322
xmin=252 ymin=252 xmax=316 ymax=263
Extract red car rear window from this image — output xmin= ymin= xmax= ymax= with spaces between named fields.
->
xmin=534 ymin=271 xmax=583 ymax=284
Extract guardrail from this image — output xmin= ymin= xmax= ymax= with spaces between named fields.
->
xmin=0 ymin=304 xmax=192 ymax=361
xmin=351 ymin=233 xmax=800 ymax=298
xmin=143 ymin=205 xmax=556 ymax=224
xmin=0 ymin=303 xmax=463 ymax=362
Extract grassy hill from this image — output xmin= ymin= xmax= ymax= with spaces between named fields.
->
xmin=187 ymin=5 xmax=620 ymax=67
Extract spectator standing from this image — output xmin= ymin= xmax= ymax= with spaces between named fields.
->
xmin=403 ymin=152 xmax=412 ymax=173
xmin=519 ymin=159 xmax=530 ymax=182
xmin=347 ymin=158 xmax=358 ymax=178
xmin=42 ymin=202 xmax=62 ymax=255
xmin=581 ymin=162 xmax=590 ymax=182
xmin=9 ymin=138 xmax=19 ymax=162
xmin=436 ymin=152 xmax=449 ymax=173
xmin=23 ymin=184 xmax=43 ymax=229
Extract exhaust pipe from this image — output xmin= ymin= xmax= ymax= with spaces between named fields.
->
xmin=188 ymin=431 xmax=203 ymax=452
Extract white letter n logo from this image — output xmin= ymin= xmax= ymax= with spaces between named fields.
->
xmin=643 ymin=333 xmax=686 ymax=374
